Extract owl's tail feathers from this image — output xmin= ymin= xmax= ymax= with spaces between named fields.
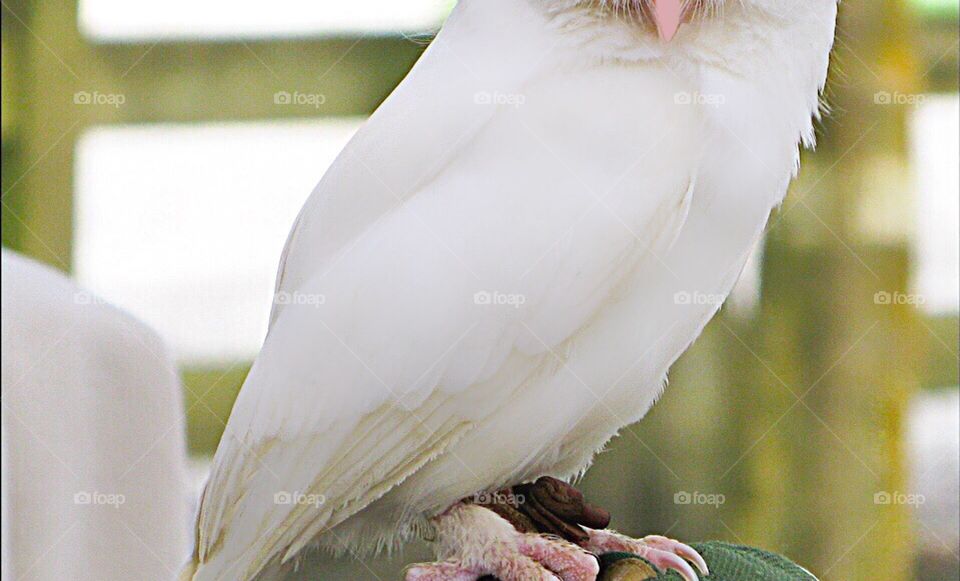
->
xmin=178 ymin=532 xmax=213 ymax=581
xmin=178 ymin=544 xmax=202 ymax=581
xmin=178 ymin=560 xmax=198 ymax=581
xmin=177 ymin=550 xmax=288 ymax=581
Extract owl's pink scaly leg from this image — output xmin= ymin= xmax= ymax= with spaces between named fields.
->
xmin=405 ymin=503 xmax=600 ymax=581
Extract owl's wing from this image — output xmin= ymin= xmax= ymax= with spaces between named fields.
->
xmin=267 ymin=1 xmax=546 ymax=329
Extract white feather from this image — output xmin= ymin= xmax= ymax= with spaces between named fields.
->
xmin=188 ymin=0 xmax=837 ymax=579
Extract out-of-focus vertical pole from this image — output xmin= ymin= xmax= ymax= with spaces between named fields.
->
xmin=2 ymin=0 xmax=84 ymax=271
xmin=740 ymin=1 xmax=923 ymax=579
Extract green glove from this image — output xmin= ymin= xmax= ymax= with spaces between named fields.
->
xmin=599 ymin=542 xmax=817 ymax=581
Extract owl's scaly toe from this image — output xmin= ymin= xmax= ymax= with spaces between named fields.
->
xmin=581 ymin=530 xmax=708 ymax=581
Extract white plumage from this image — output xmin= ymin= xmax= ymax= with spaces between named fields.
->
xmin=187 ymin=1 xmax=837 ymax=579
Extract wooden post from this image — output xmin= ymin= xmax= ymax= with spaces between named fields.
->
xmin=737 ymin=1 xmax=923 ymax=579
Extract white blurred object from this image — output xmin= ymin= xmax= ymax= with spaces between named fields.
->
xmin=0 ymin=249 xmax=190 ymax=581
xmin=909 ymin=389 xmax=960 ymax=554
xmin=1 ymin=420 xmax=10 ymax=581
xmin=74 ymin=119 xmax=361 ymax=364
xmin=911 ymin=94 xmax=960 ymax=315
xmin=79 ymin=0 xmax=449 ymax=42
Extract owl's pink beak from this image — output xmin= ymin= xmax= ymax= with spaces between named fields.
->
xmin=652 ymin=0 xmax=684 ymax=42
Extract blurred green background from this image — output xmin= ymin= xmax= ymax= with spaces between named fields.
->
xmin=2 ymin=1 xmax=958 ymax=580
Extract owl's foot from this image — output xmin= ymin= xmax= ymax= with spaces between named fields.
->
xmin=581 ymin=529 xmax=708 ymax=581
xmin=405 ymin=503 xmax=600 ymax=581
xmin=471 ymin=476 xmax=707 ymax=581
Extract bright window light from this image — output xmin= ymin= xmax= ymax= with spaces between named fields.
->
xmin=911 ymin=94 xmax=960 ymax=315
xmin=79 ymin=0 xmax=452 ymax=43
xmin=911 ymin=0 xmax=960 ymax=17
xmin=74 ymin=119 xmax=362 ymax=364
